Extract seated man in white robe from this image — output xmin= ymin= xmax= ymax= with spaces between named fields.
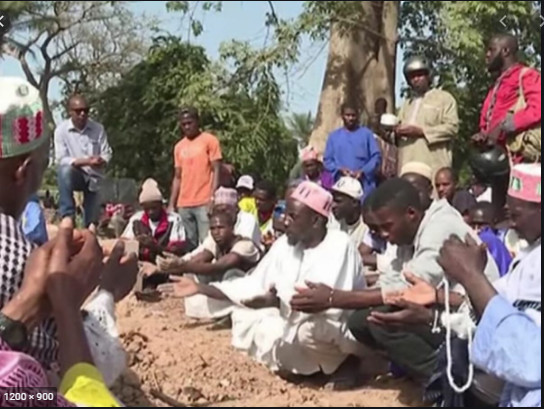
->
xmin=159 ymin=181 xmax=366 ymax=386
xmin=157 ymin=210 xmax=261 ymax=324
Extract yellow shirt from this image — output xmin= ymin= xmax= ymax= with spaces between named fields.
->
xmin=239 ymin=197 xmax=258 ymax=218
xmin=60 ymin=363 xmax=121 ymax=407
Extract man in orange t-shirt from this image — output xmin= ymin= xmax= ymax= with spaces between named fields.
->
xmin=168 ymin=107 xmax=222 ymax=250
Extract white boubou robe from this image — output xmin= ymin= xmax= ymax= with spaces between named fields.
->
xmin=442 ymin=241 xmax=540 ymax=341
xmin=463 ymin=239 xmax=541 ymax=405
xmin=494 ymin=239 xmax=541 ymax=327
xmin=213 ymin=230 xmax=367 ymax=375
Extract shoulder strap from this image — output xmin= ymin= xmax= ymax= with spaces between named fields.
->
xmin=518 ymin=67 xmax=530 ymax=103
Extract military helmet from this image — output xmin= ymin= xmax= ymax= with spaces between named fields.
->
xmin=469 ymin=145 xmax=510 ymax=183
xmin=403 ymin=56 xmax=431 ymax=77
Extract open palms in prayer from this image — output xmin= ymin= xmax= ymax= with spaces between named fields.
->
xmin=158 ymin=276 xmax=199 ymax=298
xmin=397 ymin=272 xmax=437 ymax=306
xmin=157 ymin=252 xmax=184 ymax=274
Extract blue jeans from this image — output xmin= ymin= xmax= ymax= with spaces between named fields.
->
xmin=57 ymin=165 xmax=100 ymax=227
xmin=178 ymin=206 xmax=209 ymax=251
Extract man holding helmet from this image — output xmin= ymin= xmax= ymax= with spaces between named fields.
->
xmin=396 ymin=56 xmax=459 ymax=176
xmin=469 ymin=146 xmax=511 ymax=211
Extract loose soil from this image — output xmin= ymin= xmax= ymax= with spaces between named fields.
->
xmin=112 ymin=297 xmax=424 ymax=407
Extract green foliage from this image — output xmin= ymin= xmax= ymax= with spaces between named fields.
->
xmin=166 ymin=1 xmax=222 ymax=39
xmin=167 ymin=1 xmax=539 ymax=175
xmin=95 ymin=37 xmax=297 ymax=191
xmin=3 ymin=1 xmax=150 ymax=131
xmin=166 ymin=1 xmax=222 ymax=14
xmin=401 ymin=1 xmax=541 ymax=171
xmin=41 ymin=165 xmax=58 ymax=190
xmin=287 ymin=112 xmax=314 ymax=148
xmin=164 ymin=1 xmax=360 ymax=73
xmin=0 ymin=1 xmax=35 ymax=49
xmin=94 ymin=37 xmax=207 ymax=189
xmin=0 ymin=1 xmax=29 ymax=18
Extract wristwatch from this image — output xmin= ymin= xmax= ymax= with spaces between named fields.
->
xmin=0 ymin=313 xmax=28 ymax=351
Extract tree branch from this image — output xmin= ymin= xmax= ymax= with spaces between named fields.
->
xmin=267 ymin=1 xmax=279 ymax=24
xmin=19 ymin=54 xmax=40 ymax=89
xmin=22 ymin=30 xmax=46 ymax=52
xmin=1 ymin=40 xmax=39 ymax=89
xmin=40 ymin=26 xmax=62 ymax=59
xmin=330 ymin=15 xmax=398 ymax=45
xmin=186 ymin=0 xmax=202 ymax=41
xmin=51 ymin=41 xmax=81 ymax=61
xmin=50 ymin=65 xmax=79 ymax=79
xmin=58 ymin=2 xmax=103 ymax=31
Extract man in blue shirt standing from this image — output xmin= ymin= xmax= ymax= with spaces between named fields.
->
xmin=324 ymin=103 xmax=382 ymax=200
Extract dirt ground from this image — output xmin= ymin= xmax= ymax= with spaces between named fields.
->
xmin=111 ymin=296 xmax=424 ymax=407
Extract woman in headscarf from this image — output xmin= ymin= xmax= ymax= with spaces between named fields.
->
xmin=300 ymin=146 xmax=334 ymax=190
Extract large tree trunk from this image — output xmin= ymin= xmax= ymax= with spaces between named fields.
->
xmin=309 ymin=1 xmax=399 ymax=154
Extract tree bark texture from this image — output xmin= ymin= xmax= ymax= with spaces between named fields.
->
xmin=309 ymin=1 xmax=399 ymax=155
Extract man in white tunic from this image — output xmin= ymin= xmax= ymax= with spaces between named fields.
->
xmin=159 ymin=182 xmax=366 ymax=378
xmin=440 ymin=163 xmax=541 ymax=407
xmin=395 ymin=56 xmax=459 ymax=175
xmin=493 ymin=164 xmax=541 ymax=325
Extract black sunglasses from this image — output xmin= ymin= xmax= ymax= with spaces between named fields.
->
xmin=72 ymin=108 xmax=90 ymax=114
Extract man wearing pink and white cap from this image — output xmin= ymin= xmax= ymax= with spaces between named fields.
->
xmin=161 ymin=181 xmax=367 ymax=384
xmin=300 ymin=146 xmax=334 ymax=191
xmin=487 ymin=163 xmax=541 ymax=324
xmin=214 ymin=187 xmax=261 ymax=245
xmin=0 ymin=76 xmax=137 ymax=393
xmin=433 ymin=163 xmax=541 ymax=407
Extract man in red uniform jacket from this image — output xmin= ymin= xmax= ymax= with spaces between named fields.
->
xmin=473 ymin=33 xmax=541 ymax=209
